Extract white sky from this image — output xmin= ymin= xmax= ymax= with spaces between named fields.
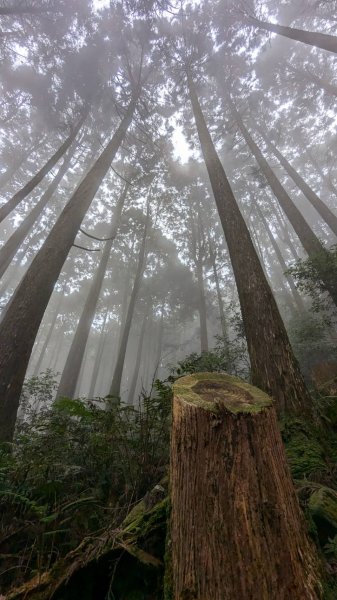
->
xmin=93 ymin=0 xmax=110 ymax=10
xmin=172 ymin=126 xmax=193 ymax=164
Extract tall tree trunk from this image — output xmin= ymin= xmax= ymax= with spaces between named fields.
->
xmin=305 ymin=146 xmax=337 ymax=199
xmin=88 ymin=308 xmax=109 ymax=399
xmin=190 ymin=207 xmax=208 ymax=352
xmin=0 ymin=137 xmax=43 ymax=190
xmin=0 ymin=93 xmax=139 ymax=443
xmin=254 ymin=202 xmax=305 ymax=311
xmin=32 ymin=291 xmax=65 ymax=377
xmin=171 ymin=373 xmax=321 ymax=599
xmin=187 ymin=72 xmax=312 ymax=416
xmin=274 ymin=205 xmax=301 ymax=261
xmin=258 ymin=128 xmax=337 ymax=237
xmin=109 ymin=217 xmax=149 ymax=398
xmin=153 ymin=307 xmax=165 ymax=380
xmin=0 ymin=109 xmax=88 ymax=224
xmin=196 ymin=258 xmax=209 ymax=353
xmin=127 ymin=302 xmax=151 ymax=405
xmin=229 ymin=100 xmax=337 ymax=305
xmin=209 ymin=242 xmax=227 ymax=339
xmin=57 ymin=183 xmax=129 ymax=399
xmin=245 ymin=15 xmax=337 ymax=53
xmin=0 ymin=148 xmax=76 ymax=280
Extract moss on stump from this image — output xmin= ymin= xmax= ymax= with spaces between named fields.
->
xmin=170 ymin=372 xmax=322 ymax=600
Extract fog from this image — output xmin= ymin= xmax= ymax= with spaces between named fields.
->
xmin=0 ymin=0 xmax=336 ymax=410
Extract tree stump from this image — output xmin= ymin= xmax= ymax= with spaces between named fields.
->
xmin=170 ymin=373 xmax=322 ymax=600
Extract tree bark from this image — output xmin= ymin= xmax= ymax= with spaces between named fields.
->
xmin=57 ymin=183 xmax=129 ymax=399
xmin=0 ymin=92 xmax=139 ymax=443
xmin=305 ymin=146 xmax=337 ymax=199
xmin=274 ymin=205 xmax=301 ymax=261
xmin=0 ymin=148 xmax=75 ymax=280
xmin=0 ymin=137 xmax=43 ymax=191
xmin=246 ymin=15 xmax=337 ymax=54
xmin=258 ymin=128 xmax=337 ymax=237
xmin=209 ymin=241 xmax=227 ymax=339
xmin=190 ymin=207 xmax=208 ymax=353
xmin=229 ymin=100 xmax=337 ymax=306
xmin=196 ymin=258 xmax=208 ymax=353
xmin=109 ymin=214 xmax=149 ymax=398
xmin=171 ymin=373 xmax=322 ymax=600
xmin=187 ymin=72 xmax=312 ymax=416
xmin=127 ymin=302 xmax=151 ymax=405
xmin=88 ymin=308 xmax=109 ymax=399
xmin=254 ymin=201 xmax=305 ymax=311
xmin=32 ymin=290 xmax=64 ymax=377
xmin=0 ymin=109 xmax=87 ymax=224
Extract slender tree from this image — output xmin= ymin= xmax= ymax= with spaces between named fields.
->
xmin=0 ymin=109 xmax=88 ymax=224
xmin=57 ymin=182 xmax=130 ymax=399
xmin=127 ymin=301 xmax=151 ymax=405
xmin=0 ymin=149 xmax=76 ymax=279
xmin=257 ymin=127 xmax=337 ymax=237
xmin=253 ymin=200 xmax=305 ymax=311
xmin=228 ymin=97 xmax=337 ymax=306
xmin=109 ymin=210 xmax=149 ymax=398
xmin=189 ymin=205 xmax=209 ymax=352
xmin=244 ymin=14 xmax=337 ymax=54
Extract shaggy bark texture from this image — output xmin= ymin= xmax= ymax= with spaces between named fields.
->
xmin=170 ymin=373 xmax=322 ymax=600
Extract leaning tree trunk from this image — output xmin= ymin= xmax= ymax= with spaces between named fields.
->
xmin=254 ymin=201 xmax=305 ymax=311
xmin=305 ymin=146 xmax=337 ymax=199
xmin=0 ymin=92 xmax=139 ymax=443
xmin=109 ymin=216 xmax=149 ymax=398
xmin=32 ymin=289 xmax=65 ymax=376
xmin=0 ymin=147 xmax=76 ymax=280
xmin=245 ymin=15 xmax=337 ymax=53
xmin=229 ymin=99 xmax=337 ymax=306
xmin=170 ymin=372 xmax=322 ymax=600
xmin=0 ymin=108 xmax=88 ymax=224
xmin=0 ymin=137 xmax=43 ymax=191
xmin=187 ymin=72 xmax=312 ymax=416
xmin=57 ymin=183 xmax=129 ymax=399
xmin=274 ymin=203 xmax=301 ymax=261
xmin=257 ymin=128 xmax=337 ymax=237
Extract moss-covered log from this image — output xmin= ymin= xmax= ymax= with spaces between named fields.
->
xmin=170 ymin=373 xmax=322 ymax=600
xmin=6 ymin=482 xmax=168 ymax=600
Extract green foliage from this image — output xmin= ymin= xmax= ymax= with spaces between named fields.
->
xmin=174 ymin=335 xmax=250 ymax=380
xmin=287 ymin=246 xmax=337 ymax=322
xmin=281 ymin=418 xmax=328 ymax=481
xmin=0 ymin=373 xmax=171 ymax=591
xmin=287 ymin=312 xmax=337 ymax=378
xmin=324 ymin=535 xmax=337 ymax=559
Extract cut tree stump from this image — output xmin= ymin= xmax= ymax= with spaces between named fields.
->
xmin=170 ymin=373 xmax=322 ymax=600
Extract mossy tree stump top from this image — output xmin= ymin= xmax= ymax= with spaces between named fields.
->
xmin=170 ymin=372 xmax=321 ymax=600
xmin=173 ymin=372 xmax=272 ymax=414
